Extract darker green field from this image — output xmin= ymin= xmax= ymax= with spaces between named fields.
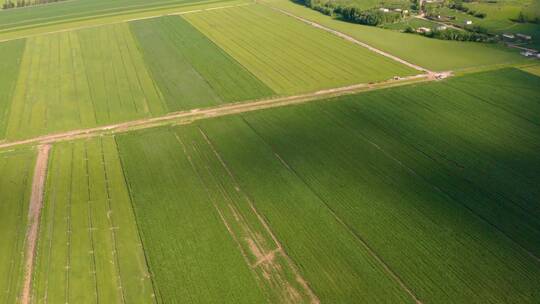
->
xmin=113 ymin=68 xmax=540 ymax=303
xmin=130 ymin=16 xmax=274 ymax=111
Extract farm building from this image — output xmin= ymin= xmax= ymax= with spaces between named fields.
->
xmin=465 ymin=20 xmax=473 ymax=25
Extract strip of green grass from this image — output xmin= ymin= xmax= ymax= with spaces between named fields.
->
xmin=0 ymin=39 xmax=25 ymax=139
xmin=262 ymin=0 xmax=527 ymax=71
xmin=130 ymin=16 xmax=274 ymax=111
xmin=0 ymin=148 xmax=35 ymax=304
xmin=32 ymin=137 xmax=154 ymax=303
xmin=116 ymin=128 xmax=267 ymax=303
xmin=185 ymin=4 xmax=416 ymax=95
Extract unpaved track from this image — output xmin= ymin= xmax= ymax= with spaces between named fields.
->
xmin=21 ymin=144 xmax=51 ymax=304
xmin=0 ymin=74 xmax=436 ymax=151
xmin=263 ymin=3 xmax=434 ymax=74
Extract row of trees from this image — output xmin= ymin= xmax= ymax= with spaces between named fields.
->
xmin=298 ymin=0 xmax=406 ymax=26
xmin=447 ymin=2 xmax=487 ymax=18
xmin=2 ymin=0 xmax=65 ymax=10
xmin=406 ymin=26 xmax=494 ymax=42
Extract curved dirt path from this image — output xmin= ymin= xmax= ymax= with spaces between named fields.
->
xmin=21 ymin=144 xmax=51 ymax=304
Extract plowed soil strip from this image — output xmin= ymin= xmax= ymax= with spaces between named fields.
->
xmin=0 ymin=74 xmax=433 ymax=151
xmin=21 ymin=144 xmax=51 ymax=304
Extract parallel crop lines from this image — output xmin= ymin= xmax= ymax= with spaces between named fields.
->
xmin=2 ymin=23 xmax=165 ymax=141
xmin=0 ymin=39 xmax=26 ymax=138
xmin=116 ymin=129 xmax=268 ymax=303
xmin=195 ymin=116 xmax=417 ymax=303
xmin=184 ymin=4 xmax=416 ymax=95
xmin=174 ymin=126 xmax=316 ymax=303
xmin=0 ymin=149 xmax=34 ymax=304
xmin=226 ymin=68 xmax=540 ymax=303
xmin=32 ymin=137 xmax=154 ymax=303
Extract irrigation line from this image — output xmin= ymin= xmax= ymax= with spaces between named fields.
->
xmin=83 ymin=144 xmax=100 ymax=303
xmin=99 ymin=139 xmax=127 ymax=303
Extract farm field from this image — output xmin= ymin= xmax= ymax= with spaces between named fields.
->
xmin=31 ymin=137 xmax=154 ymax=304
xmin=129 ymin=15 xmax=274 ymax=111
xmin=184 ymin=4 xmax=416 ymax=94
xmin=0 ymin=148 xmax=35 ymax=304
xmin=0 ymin=0 xmax=220 ymax=34
xmin=189 ymin=68 xmax=540 ymax=303
xmin=1 ymin=0 xmax=540 ymax=300
xmin=0 ymin=39 xmax=24 ymax=138
xmin=3 ymin=23 xmax=165 ymax=140
xmin=116 ymin=129 xmax=271 ymax=303
xmin=261 ymin=0 xmax=527 ymax=71
xmin=115 ymin=67 xmax=540 ymax=303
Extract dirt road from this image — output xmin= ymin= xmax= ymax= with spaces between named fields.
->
xmin=0 ymin=74 xmax=435 ymax=151
xmin=21 ymin=144 xmax=51 ymax=304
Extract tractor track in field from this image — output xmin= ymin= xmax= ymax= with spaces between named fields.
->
xmin=0 ymin=73 xmax=447 ymax=151
xmin=21 ymin=144 xmax=51 ymax=304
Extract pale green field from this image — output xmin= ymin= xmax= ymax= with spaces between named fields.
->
xmin=31 ymin=137 xmax=154 ymax=304
xmin=184 ymin=4 xmax=416 ymax=95
xmin=262 ymin=0 xmax=527 ymax=71
xmin=0 ymin=148 xmax=35 ymax=304
xmin=4 ymin=23 xmax=165 ymax=140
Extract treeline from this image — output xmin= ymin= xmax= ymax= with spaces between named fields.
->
xmin=2 ymin=0 xmax=66 ymax=10
xmin=404 ymin=25 xmax=494 ymax=42
xmin=448 ymin=2 xmax=486 ymax=18
xmin=299 ymin=0 xmax=405 ymax=26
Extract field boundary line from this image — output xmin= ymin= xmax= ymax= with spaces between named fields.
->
xmin=261 ymin=2 xmax=434 ymax=75
xmin=0 ymin=2 xmax=254 ymax=44
xmin=21 ymin=144 xmax=51 ymax=304
xmin=240 ymin=117 xmax=423 ymax=304
xmin=0 ymin=74 xmax=435 ymax=151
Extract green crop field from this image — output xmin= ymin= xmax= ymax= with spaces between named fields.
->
xmin=31 ymin=137 xmax=154 ymax=304
xmin=116 ymin=129 xmax=273 ymax=303
xmin=1 ymin=0 xmax=540 ymax=301
xmin=113 ymin=67 xmax=540 ymax=303
xmin=0 ymin=148 xmax=35 ymax=304
xmin=261 ymin=0 xmax=527 ymax=71
xmin=3 ymin=23 xmax=165 ymax=140
xmin=0 ymin=0 xmax=221 ymax=34
xmin=185 ymin=4 xmax=416 ymax=94
xmin=0 ymin=39 xmax=24 ymax=138
xmin=130 ymin=15 xmax=274 ymax=111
